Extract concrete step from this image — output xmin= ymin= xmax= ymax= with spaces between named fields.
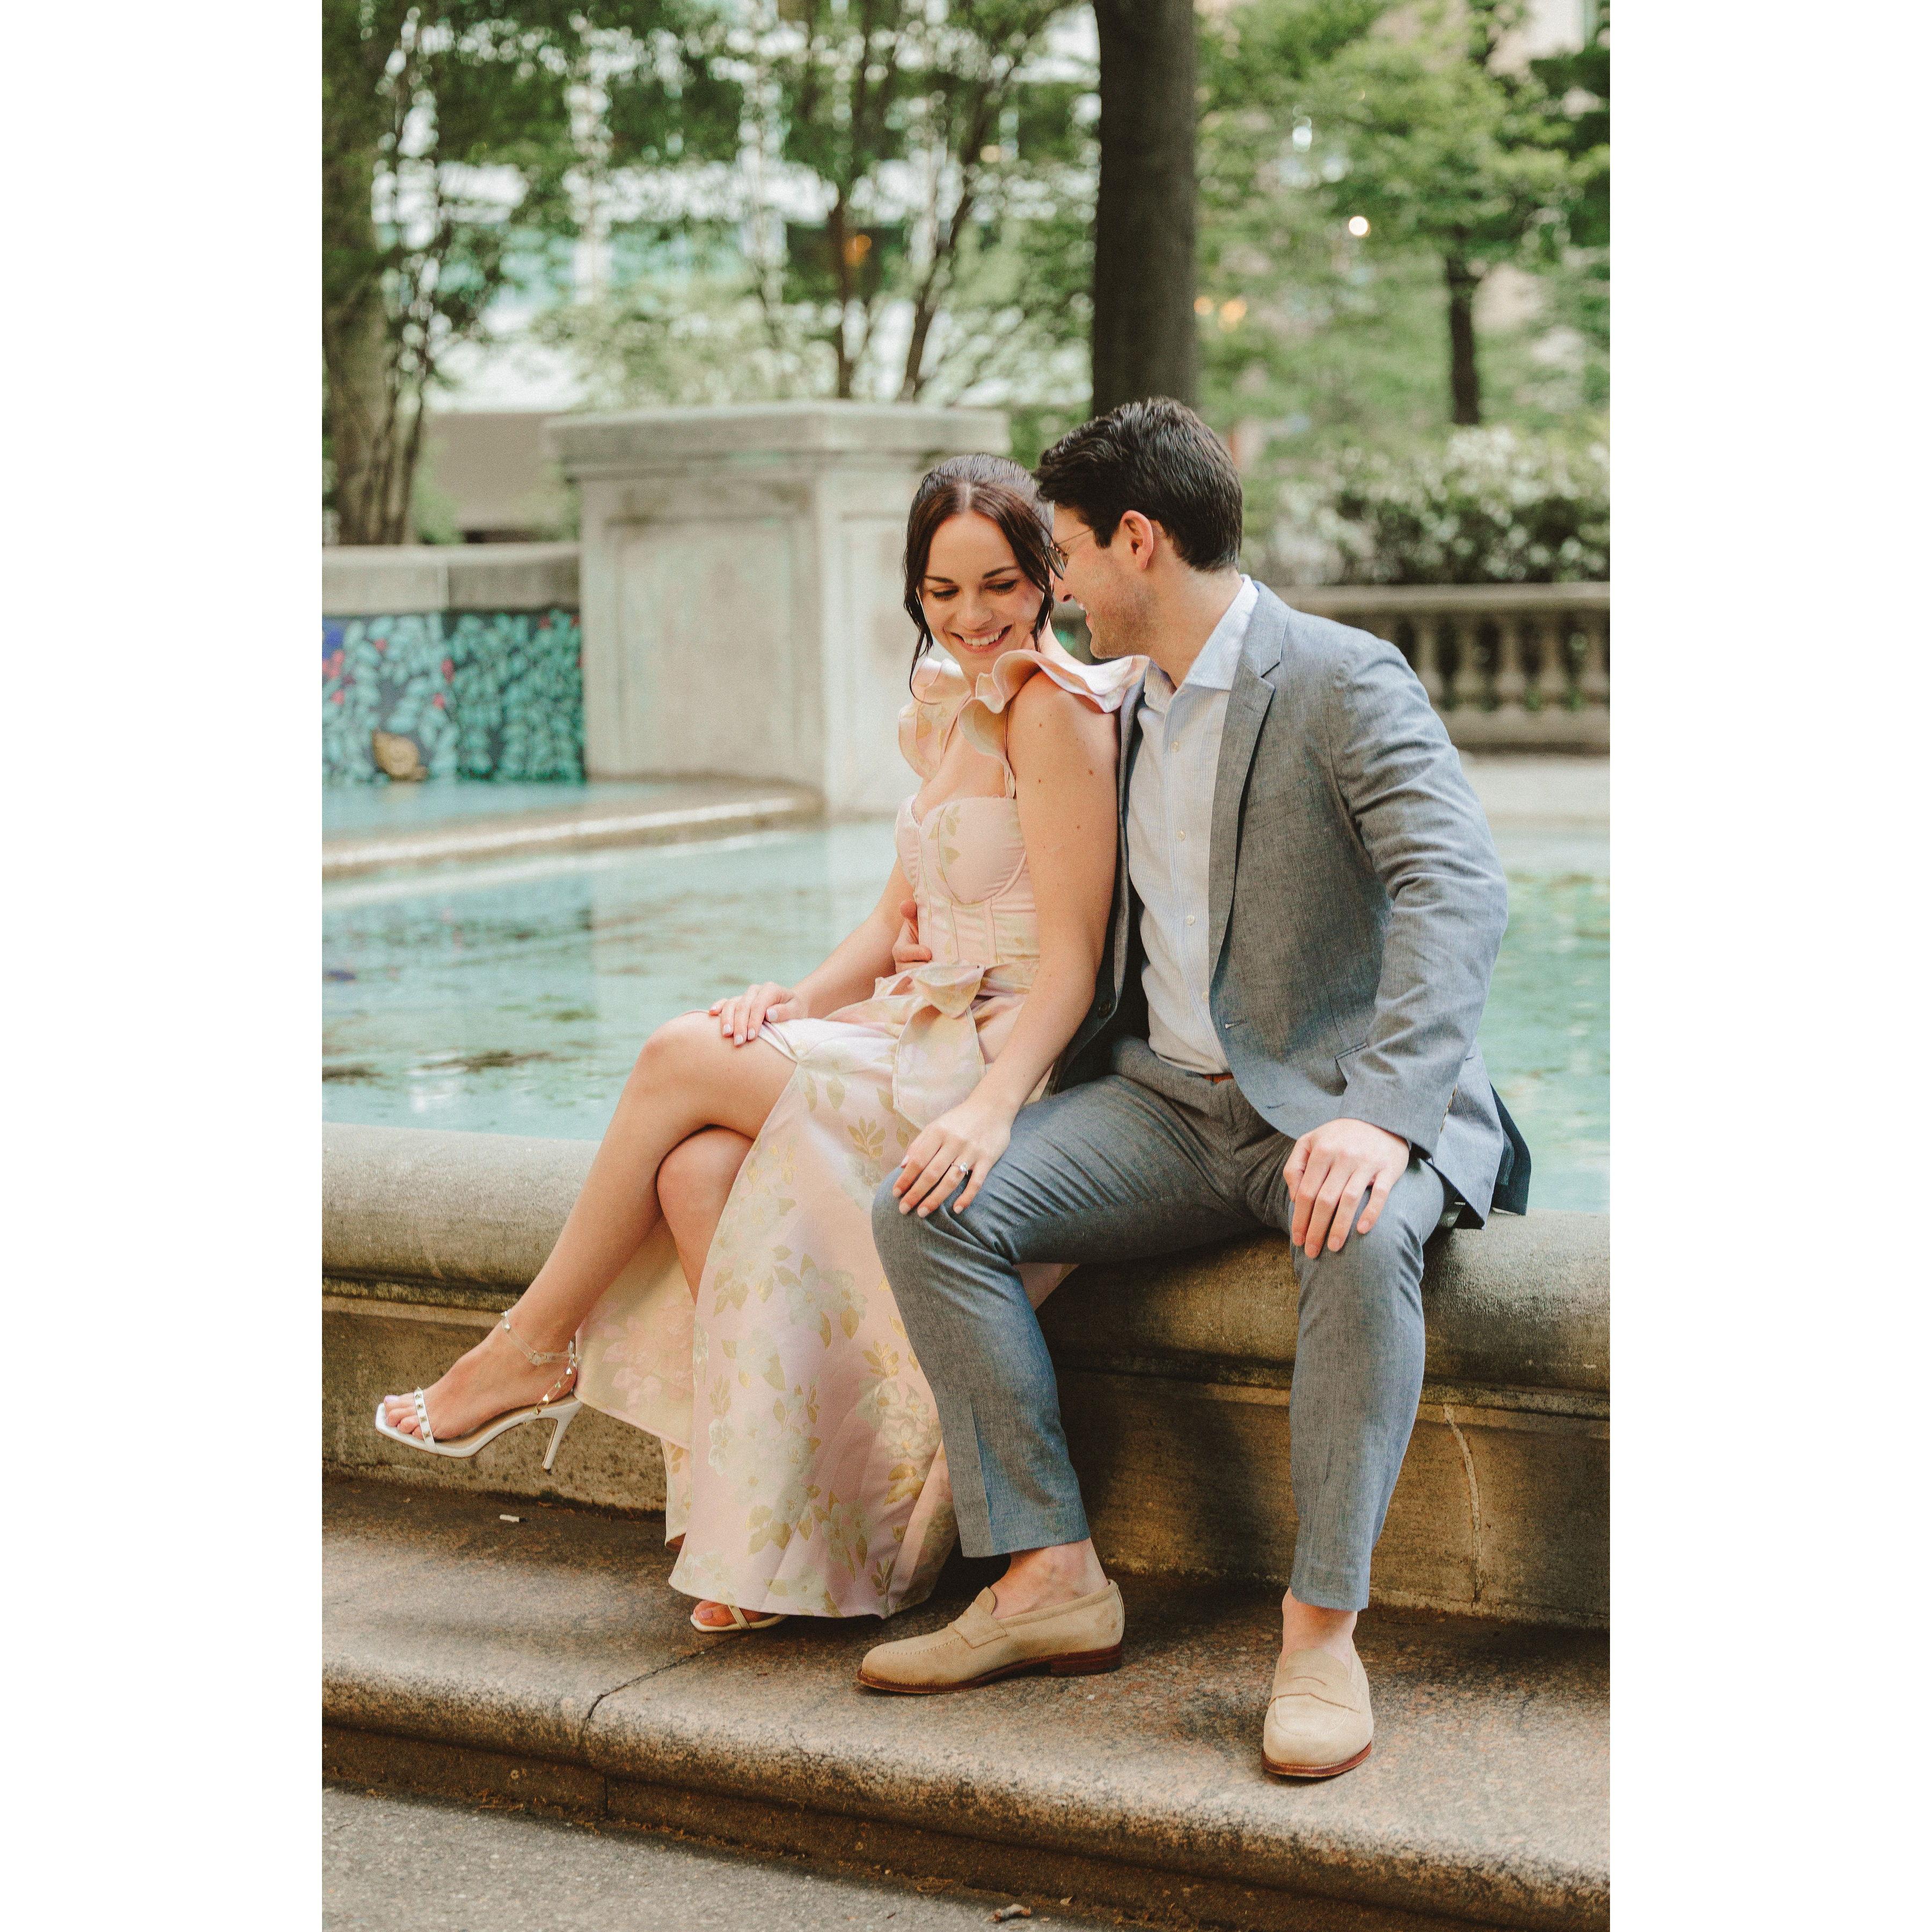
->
xmin=324 ymin=1481 xmax=1607 ymax=1932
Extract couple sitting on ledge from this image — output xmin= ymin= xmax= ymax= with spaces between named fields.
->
xmin=375 ymin=398 xmax=1528 ymax=1782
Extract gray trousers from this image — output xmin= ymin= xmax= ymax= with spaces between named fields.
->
xmin=870 ymin=1038 xmax=1446 ymax=1611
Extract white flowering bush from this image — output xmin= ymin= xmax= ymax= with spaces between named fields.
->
xmin=1260 ymin=428 xmax=1608 ymax=585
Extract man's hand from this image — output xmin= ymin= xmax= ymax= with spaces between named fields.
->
xmin=891 ymin=897 xmax=932 ymax=972
xmin=1284 ymin=1118 xmax=1411 ymax=1256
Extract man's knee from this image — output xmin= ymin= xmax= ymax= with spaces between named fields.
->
xmin=871 ymin=1174 xmax=930 ymax=1279
xmin=1300 ymin=1171 xmax=1438 ymax=1298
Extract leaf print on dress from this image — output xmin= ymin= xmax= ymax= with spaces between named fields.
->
xmin=775 ymin=1253 xmax=865 ymax=1345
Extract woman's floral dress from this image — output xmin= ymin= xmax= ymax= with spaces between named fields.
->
xmin=574 ymin=636 xmax=1139 ymax=1618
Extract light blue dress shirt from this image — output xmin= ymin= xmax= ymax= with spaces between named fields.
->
xmin=1126 ymin=575 xmax=1261 ymax=1075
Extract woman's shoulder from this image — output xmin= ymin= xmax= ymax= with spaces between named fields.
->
xmin=965 ymin=636 xmax=1136 ymax=767
xmin=1007 ymin=659 xmax=1106 ymax=728
xmin=1004 ymin=662 xmax=1122 ymax=787
xmin=978 ymin=634 xmax=1142 ymax=719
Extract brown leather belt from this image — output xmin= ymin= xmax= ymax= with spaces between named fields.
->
xmin=1206 ymin=1071 xmax=1235 ymax=1084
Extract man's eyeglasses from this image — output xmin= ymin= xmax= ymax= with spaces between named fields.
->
xmin=1048 ymin=525 xmax=1097 ymax=572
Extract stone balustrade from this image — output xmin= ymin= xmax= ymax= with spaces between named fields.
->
xmin=1056 ymin=581 xmax=1608 ymax=752
xmin=1292 ymin=583 xmax=1610 ymax=750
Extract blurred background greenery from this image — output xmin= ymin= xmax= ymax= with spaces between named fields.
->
xmin=324 ymin=0 xmax=1606 ymax=581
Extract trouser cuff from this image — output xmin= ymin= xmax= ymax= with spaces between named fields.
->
xmin=1289 ymin=1554 xmax=1371 ymax=1613
xmin=975 ymin=1500 xmax=1092 ymax=1561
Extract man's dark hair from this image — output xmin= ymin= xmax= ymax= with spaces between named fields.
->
xmin=1034 ymin=398 xmax=1243 ymax=570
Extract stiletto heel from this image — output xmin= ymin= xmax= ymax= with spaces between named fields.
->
xmin=374 ymin=1314 xmax=582 ymax=1466
xmin=541 ymin=1401 xmax=580 ymax=1472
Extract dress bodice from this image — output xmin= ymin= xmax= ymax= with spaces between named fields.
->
xmin=893 ymin=634 xmax=1140 ymax=974
xmin=895 ymin=793 xmax=1032 ymax=969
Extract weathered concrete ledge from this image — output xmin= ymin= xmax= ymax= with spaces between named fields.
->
xmin=324 ymin=1124 xmax=1608 ymax=1627
xmin=325 ymin=1481 xmax=1607 ymax=1932
xmin=324 ymin=541 xmax=580 ymax=616
xmin=321 ymin=781 xmax=822 ymax=880
xmin=547 ymin=400 xmax=1008 ymax=475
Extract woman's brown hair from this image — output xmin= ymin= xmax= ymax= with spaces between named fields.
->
xmin=902 ymin=453 xmax=1057 ymax=687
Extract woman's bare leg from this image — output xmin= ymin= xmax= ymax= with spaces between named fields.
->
xmin=382 ymin=1015 xmax=789 ymax=1440
xmin=659 ymin=1128 xmax=755 ymax=1292
xmin=656 ymin=1128 xmax=762 ymax=1629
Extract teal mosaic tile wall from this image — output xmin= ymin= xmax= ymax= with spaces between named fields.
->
xmin=323 ymin=608 xmax=584 ymax=781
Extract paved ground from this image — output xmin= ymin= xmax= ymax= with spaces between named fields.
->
xmin=324 ymin=1785 xmax=1110 ymax=1931
xmin=325 ymin=1481 xmax=1607 ymax=1930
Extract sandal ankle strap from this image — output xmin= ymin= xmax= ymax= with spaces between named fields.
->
xmin=499 ymin=1312 xmax=579 ymax=1370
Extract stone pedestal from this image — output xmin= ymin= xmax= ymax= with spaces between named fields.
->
xmin=550 ymin=402 xmax=1009 ymax=814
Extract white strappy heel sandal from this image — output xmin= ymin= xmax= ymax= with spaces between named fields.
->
xmin=372 ymin=1313 xmax=582 ymax=1472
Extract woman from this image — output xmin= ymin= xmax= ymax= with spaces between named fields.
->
xmin=376 ymin=453 xmax=1137 ymax=1629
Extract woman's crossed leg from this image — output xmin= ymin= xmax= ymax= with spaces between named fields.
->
xmin=379 ymin=1012 xmax=788 ymax=1443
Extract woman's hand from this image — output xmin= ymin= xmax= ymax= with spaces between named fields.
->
xmin=892 ymin=1093 xmax=1016 ymax=1218
xmin=708 ymin=982 xmax=806 ymax=1045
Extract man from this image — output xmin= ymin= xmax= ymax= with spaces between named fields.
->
xmin=860 ymin=399 xmax=1528 ymax=1778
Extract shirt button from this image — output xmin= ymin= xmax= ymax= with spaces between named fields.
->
xmin=1176 ymin=830 xmax=1186 ymax=842
xmin=1185 ymin=914 xmax=1196 ymax=926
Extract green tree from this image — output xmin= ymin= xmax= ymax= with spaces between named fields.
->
xmin=538 ymin=2 xmax=1093 ymax=408
xmin=323 ymin=1 xmax=727 ymax=544
xmin=1310 ymin=0 xmax=1596 ymax=424
xmin=777 ymin=0 xmax=1084 ymax=399
xmin=1527 ymin=0 xmax=1608 ymax=385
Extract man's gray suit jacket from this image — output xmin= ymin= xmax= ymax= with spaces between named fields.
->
xmin=1057 ymin=583 xmax=1529 ymax=1225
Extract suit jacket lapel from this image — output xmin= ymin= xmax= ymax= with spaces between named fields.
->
xmin=1207 ymin=595 xmax=1288 ymax=973
xmin=1116 ymin=675 xmax=1144 ymax=823
xmin=1110 ymin=674 xmax=1146 ymax=995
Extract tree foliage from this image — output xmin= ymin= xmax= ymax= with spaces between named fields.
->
xmin=323 ymin=1 xmax=714 ymax=543
xmin=538 ymin=2 xmax=1094 ymax=410
xmin=1305 ymin=0 xmax=1603 ymax=423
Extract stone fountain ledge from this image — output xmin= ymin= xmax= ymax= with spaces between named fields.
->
xmin=321 ymin=778 xmax=823 ymax=880
xmin=323 ymin=1124 xmax=1607 ymax=1630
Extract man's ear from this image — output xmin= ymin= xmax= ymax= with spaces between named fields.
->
xmin=1118 ymin=510 xmax=1160 ymax=570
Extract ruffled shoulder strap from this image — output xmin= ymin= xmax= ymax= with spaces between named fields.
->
xmin=957 ymin=633 xmax=1144 ymax=770
xmin=898 ymin=654 xmax=972 ymax=781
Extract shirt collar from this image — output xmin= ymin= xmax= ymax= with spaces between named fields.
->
xmin=1140 ymin=575 xmax=1258 ymax=710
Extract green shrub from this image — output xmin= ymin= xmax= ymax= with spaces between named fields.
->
xmin=1260 ymin=427 xmax=1608 ymax=585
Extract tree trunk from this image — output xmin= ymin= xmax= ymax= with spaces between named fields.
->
xmin=1091 ymin=0 xmax=1198 ymax=416
xmin=323 ymin=47 xmax=406 ymax=543
xmin=1444 ymin=254 xmax=1483 ymax=427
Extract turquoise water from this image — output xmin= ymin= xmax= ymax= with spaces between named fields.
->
xmin=323 ymin=823 xmax=1607 ymax=1210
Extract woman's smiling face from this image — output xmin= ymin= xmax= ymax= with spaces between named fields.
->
xmin=919 ymin=511 xmax=1046 ymax=667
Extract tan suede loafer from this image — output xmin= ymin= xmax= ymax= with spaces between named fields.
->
xmin=857 ymin=1582 xmax=1125 ymax=1694
xmin=1261 ymin=1646 xmax=1374 ymax=1778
